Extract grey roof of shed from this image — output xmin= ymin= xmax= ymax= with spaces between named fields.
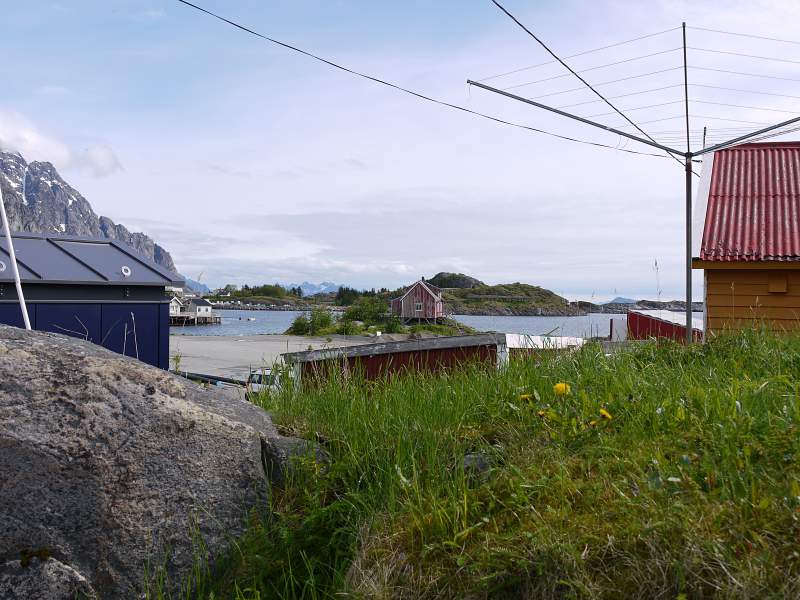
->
xmin=0 ymin=232 xmax=183 ymax=287
xmin=283 ymin=333 xmax=506 ymax=364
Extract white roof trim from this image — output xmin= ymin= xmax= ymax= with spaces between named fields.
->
xmin=419 ymin=280 xmax=442 ymax=300
xmin=692 ymin=151 xmax=714 ymax=259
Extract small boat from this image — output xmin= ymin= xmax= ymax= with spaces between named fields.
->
xmin=247 ymin=317 xmax=256 ymax=321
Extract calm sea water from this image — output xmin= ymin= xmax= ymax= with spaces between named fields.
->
xmin=170 ymin=310 xmax=305 ymax=336
xmin=169 ymin=309 xmax=667 ymax=338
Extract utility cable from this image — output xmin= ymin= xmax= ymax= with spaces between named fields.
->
xmin=174 ymin=0 xmax=669 ymax=159
xmin=478 ymin=26 xmax=680 ymax=81
xmin=488 ymin=0 xmax=686 ymax=168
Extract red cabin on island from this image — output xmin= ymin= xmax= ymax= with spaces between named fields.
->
xmin=390 ymin=279 xmax=444 ymax=322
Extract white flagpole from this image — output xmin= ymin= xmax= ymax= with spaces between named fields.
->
xmin=0 ymin=180 xmax=31 ymax=330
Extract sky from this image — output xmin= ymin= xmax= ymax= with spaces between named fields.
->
xmin=2 ymin=0 xmax=800 ymax=300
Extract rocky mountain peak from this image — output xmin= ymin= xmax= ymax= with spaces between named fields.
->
xmin=0 ymin=152 xmax=177 ymax=274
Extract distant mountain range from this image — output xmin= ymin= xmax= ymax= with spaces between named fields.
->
xmin=283 ymin=281 xmax=342 ymax=297
xmin=0 ymin=151 xmax=179 ymax=275
xmin=184 ymin=278 xmax=210 ymax=293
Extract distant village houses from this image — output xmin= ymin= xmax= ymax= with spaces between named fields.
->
xmin=169 ymin=296 xmax=220 ymax=325
xmin=391 ymin=279 xmax=444 ymax=322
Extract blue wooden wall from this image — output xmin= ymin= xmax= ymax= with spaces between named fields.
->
xmin=0 ymin=302 xmax=169 ymax=369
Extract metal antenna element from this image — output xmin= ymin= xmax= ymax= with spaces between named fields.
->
xmin=466 ymin=80 xmax=683 ymax=154
xmin=469 ymin=21 xmax=800 ymax=344
xmin=488 ymin=0 xmax=686 ymax=169
xmin=0 ymin=171 xmax=31 ymax=330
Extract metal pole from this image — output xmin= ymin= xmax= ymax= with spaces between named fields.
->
xmin=466 ymin=80 xmax=683 ymax=155
xmin=682 ymin=22 xmax=693 ymax=344
xmin=0 ymin=182 xmax=31 ymax=330
xmin=685 ymin=153 xmax=693 ymax=344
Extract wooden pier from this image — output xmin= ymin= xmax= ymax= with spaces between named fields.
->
xmin=169 ymin=313 xmax=222 ymax=326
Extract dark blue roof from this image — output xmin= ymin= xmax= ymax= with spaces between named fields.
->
xmin=0 ymin=232 xmax=183 ymax=287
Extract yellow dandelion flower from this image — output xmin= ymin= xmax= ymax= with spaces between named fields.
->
xmin=537 ymin=410 xmax=546 ymax=418
xmin=553 ymin=382 xmax=571 ymax=396
xmin=519 ymin=393 xmax=532 ymax=403
xmin=600 ymin=408 xmax=612 ymax=420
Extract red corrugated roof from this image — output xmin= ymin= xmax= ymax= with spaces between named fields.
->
xmin=701 ymin=142 xmax=800 ymax=262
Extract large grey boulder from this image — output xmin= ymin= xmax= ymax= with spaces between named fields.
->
xmin=0 ymin=556 xmax=97 ymax=600
xmin=0 ymin=325 xmax=291 ymax=598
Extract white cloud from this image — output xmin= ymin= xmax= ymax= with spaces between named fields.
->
xmin=0 ymin=109 xmax=122 ymax=178
xmin=78 ymin=144 xmax=123 ymax=177
xmin=0 ymin=110 xmax=72 ymax=167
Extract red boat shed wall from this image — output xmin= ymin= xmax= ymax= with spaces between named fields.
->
xmin=285 ymin=334 xmax=507 ymax=385
xmin=628 ymin=311 xmax=702 ymax=343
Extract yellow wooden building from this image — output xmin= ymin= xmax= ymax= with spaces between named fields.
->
xmin=692 ymin=142 xmax=800 ymax=334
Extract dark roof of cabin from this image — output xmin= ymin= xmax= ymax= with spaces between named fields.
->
xmin=0 ymin=232 xmax=183 ymax=287
xmin=190 ymin=298 xmax=213 ymax=306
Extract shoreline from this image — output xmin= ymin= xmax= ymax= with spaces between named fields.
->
xmin=169 ymin=334 xmax=376 ymax=380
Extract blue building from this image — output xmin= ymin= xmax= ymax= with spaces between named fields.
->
xmin=0 ymin=232 xmax=183 ymax=369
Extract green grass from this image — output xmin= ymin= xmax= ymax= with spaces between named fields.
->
xmin=179 ymin=329 xmax=800 ymax=598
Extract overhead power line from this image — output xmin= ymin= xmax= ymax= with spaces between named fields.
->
xmin=487 ymin=0 xmax=684 ymax=166
xmin=478 ymin=26 xmax=680 ymax=81
xmin=174 ymin=0 xmax=669 ymax=159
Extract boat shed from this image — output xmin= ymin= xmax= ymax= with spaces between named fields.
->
xmin=628 ymin=310 xmax=703 ymax=343
xmin=283 ymin=333 xmax=508 ymax=385
xmin=0 ymin=232 xmax=183 ymax=369
xmin=692 ymin=142 xmax=800 ymax=334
